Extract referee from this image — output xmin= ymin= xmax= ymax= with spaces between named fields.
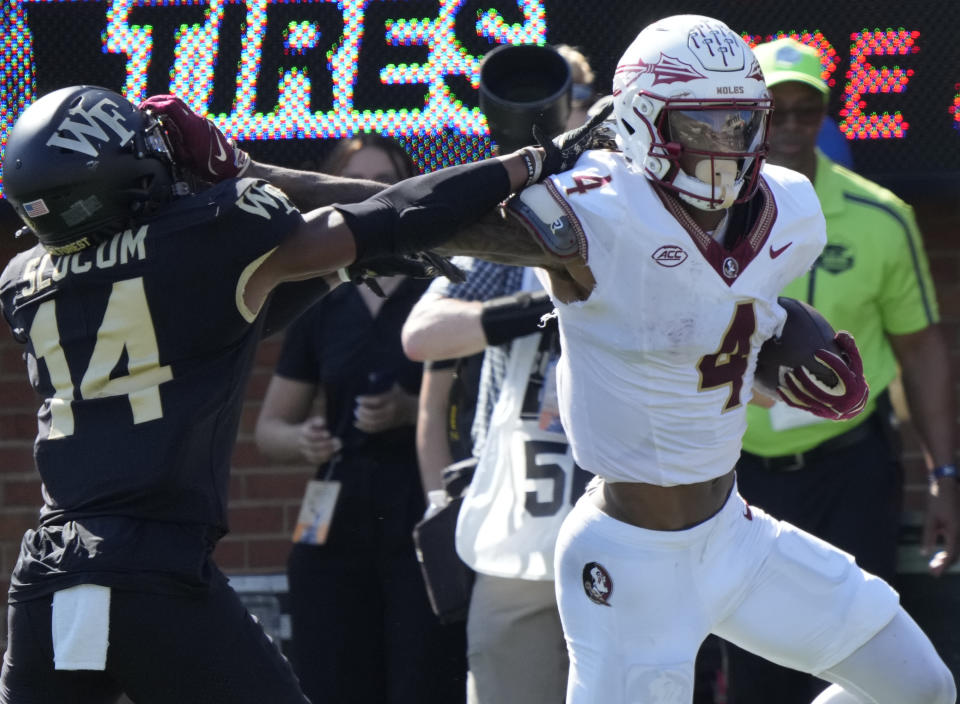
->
xmin=725 ymin=37 xmax=958 ymax=704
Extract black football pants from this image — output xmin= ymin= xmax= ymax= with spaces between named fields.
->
xmin=0 ymin=585 xmax=310 ymax=704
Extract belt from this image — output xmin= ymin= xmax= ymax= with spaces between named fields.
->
xmin=741 ymin=416 xmax=878 ymax=472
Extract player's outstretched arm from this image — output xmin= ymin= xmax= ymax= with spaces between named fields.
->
xmin=241 ymin=148 xmax=538 ymax=314
xmin=247 ymin=161 xmax=386 ymax=210
xmin=142 ymin=92 xmax=608 ymax=276
xmin=434 ymin=209 xmax=559 ymax=268
xmin=142 ymin=93 xmax=607 ymax=308
xmin=140 ymin=95 xmax=387 ymax=208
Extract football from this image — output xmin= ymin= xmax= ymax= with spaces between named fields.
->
xmin=754 ymin=297 xmax=841 ymax=396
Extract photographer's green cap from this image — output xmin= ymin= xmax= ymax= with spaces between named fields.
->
xmin=754 ymin=38 xmax=828 ymax=98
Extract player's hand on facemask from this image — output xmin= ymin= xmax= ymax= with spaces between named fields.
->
xmin=776 ymin=331 xmax=869 ymax=421
xmin=533 ymin=94 xmax=615 ymax=178
xmin=139 ymin=95 xmax=250 ymax=182
xmin=297 ymin=416 xmax=342 ymax=465
xmin=354 ymin=384 xmax=418 ymax=434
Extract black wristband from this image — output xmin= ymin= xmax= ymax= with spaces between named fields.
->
xmin=334 ymin=158 xmax=512 ymax=265
xmin=480 ymin=290 xmax=555 ymax=346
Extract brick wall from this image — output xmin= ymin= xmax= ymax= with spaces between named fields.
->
xmin=0 ymin=192 xmax=958 ymax=650
xmin=212 ymin=333 xmax=312 ymax=574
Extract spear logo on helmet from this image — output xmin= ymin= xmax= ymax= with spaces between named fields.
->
xmin=614 ymin=54 xmax=706 ymax=89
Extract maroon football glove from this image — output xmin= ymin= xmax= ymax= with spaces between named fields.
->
xmin=777 ymin=331 xmax=869 ymax=421
xmin=139 ymin=95 xmax=249 ymax=182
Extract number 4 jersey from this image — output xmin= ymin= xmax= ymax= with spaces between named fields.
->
xmin=510 ymin=150 xmax=827 ymax=487
xmin=0 ymin=178 xmax=303 ymax=600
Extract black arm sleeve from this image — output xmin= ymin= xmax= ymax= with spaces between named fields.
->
xmin=333 ymin=158 xmax=511 ymax=264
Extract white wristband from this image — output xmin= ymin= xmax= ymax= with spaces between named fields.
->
xmin=519 ymin=147 xmax=544 ymax=187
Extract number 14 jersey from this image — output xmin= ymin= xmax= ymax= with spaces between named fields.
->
xmin=0 ymin=178 xmax=301 ymax=600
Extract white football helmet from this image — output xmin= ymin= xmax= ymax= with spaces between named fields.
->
xmin=611 ymin=15 xmax=772 ymax=210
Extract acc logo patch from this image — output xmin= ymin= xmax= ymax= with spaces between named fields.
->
xmin=652 ymin=245 xmax=687 ymax=267
xmin=582 ymin=562 xmax=613 ymax=606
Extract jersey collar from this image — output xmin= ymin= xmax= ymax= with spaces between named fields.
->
xmin=654 ymin=179 xmax=778 ymax=286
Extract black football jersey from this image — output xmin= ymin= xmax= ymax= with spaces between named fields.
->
xmin=0 ymin=178 xmax=305 ymax=599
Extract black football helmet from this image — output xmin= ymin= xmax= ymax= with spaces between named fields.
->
xmin=2 ymin=85 xmax=184 ymax=254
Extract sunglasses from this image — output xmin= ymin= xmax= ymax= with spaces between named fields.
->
xmin=770 ymin=106 xmax=824 ymax=127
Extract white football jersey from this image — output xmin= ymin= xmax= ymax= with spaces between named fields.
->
xmin=456 ymin=275 xmax=587 ymax=580
xmin=515 ymin=151 xmax=826 ymax=486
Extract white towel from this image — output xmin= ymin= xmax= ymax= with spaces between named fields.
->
xmin=52 ymin=584 xmax=111 ymax=670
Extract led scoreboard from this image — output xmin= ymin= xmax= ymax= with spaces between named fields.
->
xmin=2 ymin=0 xmax=959 ymax=198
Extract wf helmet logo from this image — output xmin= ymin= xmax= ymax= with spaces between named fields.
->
xmin=45 ymin=98 xmax=135 ymax=158
xmin=688 ymin=23 xmax=744 ymax=71
xmin=652 ymin=245 xmax=688 ymax=267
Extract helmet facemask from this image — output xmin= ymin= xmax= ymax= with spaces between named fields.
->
xmin=122 ymin=111 xmax=194 ymax=217
xmin=657 ymin=101 xmax=771 ymax=210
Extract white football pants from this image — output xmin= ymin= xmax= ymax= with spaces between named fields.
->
xmin=555 ymin=485 xmax=953 ymax=703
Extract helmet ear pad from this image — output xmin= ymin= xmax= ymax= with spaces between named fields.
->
xmin=2 ymin=85 xmax=179 ymax=253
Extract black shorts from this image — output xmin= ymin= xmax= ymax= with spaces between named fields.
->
xmin=0 ymin=586 xmax=310 ymax=704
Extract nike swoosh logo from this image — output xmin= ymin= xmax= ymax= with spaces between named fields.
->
xmin=769 ymin=242 xmax=792 ymax=259
xmin=208 ymin=123 xmax=228 ymax=173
